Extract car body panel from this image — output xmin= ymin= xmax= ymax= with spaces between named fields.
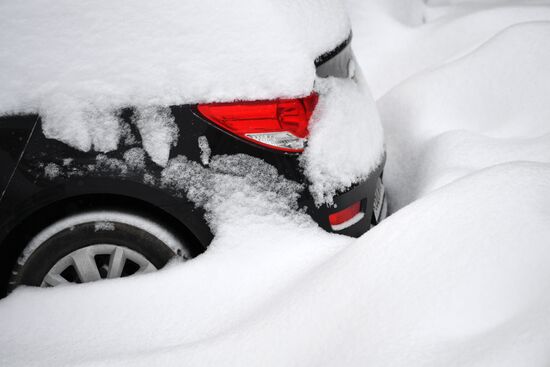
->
xmin=0 ymin=115 xmax=37 ymax=200
xmin=0 ymin=115 xmax=213 ymax=249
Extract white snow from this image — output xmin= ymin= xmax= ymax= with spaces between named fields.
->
xmin=122 ymin=147 xmax=146 ymax=170
xmin=133 ymin=106 xmax=178 ymax=167
xmin=94 ymin=221 xmax=115 ymax=232
xmin=161 ymin=154 xmax=306 ymax=231
xmin=119 ymin=121 xmax=137 ymax=146
xmin=62 ymin=158 xmax=73 ymax=167
xmin=43 ymin=163 xmax=61 ymax=179
xmin=0 ymin=0 xmax=384 ymax=193
xmin=1 ymin=1 xmax=550 ymax=366
xmin=198 ymin=136 xmax=211 ymax=166
xmin=346 ymin=0 xmax=550 ymax=99
xmin=303 ymin=76 xmax=384 ymax=206
xmin=94 ymin=154 xmax=128 ymax=176
xmin=377 ymin=20 xmax=550 ymax=210
xmin=85 ymin=110 xmax=122 ymax=153
xmin=0 ymin=0 xmax=350 ymax=154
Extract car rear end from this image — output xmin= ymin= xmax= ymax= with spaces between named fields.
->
xmin=2 ymin=34 xmax=385 ymax=258
xmin=193 ymin=35 xmax=386 ymax=238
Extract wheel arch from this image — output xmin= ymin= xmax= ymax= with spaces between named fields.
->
xmin=0 ymin=191 xmax=209 ymax=296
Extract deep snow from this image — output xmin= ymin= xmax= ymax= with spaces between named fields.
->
xmin=0 ymin=0 xmax=350 ymax=153
xmin=1 ymin=0 xmax=550 ymax=366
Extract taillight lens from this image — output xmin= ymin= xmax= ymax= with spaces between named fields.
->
xmin=329 ymin=201 xmax=364 ymax=230
xmin=197 ymin=93 xmax=319 ymax=152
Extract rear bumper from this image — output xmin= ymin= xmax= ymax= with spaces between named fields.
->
xmin=307 ymin=154 xmax=386 ymax=238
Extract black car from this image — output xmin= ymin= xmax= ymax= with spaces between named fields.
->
xmin=0 ymin=36 xmax=386 ymax=296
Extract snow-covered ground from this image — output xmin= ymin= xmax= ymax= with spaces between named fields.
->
xmin=1 ymin=0 xmax=550 ymax=366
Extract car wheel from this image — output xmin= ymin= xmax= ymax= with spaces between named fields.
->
xmin=8 ymin=210 xmax=188 ymax=290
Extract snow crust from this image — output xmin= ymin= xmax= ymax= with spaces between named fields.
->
xmin=0 ymin=0 xmax=350 ymax=154
xmin=2 ymin=1 xmax=550 ymax=366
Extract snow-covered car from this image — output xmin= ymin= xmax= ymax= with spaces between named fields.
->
xmin=0 ymin=1 xmax=386 ymax=295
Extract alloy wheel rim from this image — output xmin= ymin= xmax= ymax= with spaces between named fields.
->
xmin=41 ymin=244 xmax=157 ymax=287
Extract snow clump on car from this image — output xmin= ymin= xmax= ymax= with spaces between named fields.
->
xmin=0 ymin=0 xmax=350 ymax=159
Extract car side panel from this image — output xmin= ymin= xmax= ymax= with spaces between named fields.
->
xmin=0 ymin=115 xmax=213 ymax=251
xmin=1 ymin=35 xmax=379 ymax=252
xmin=0 ymin=115 xmax=37 ymax=199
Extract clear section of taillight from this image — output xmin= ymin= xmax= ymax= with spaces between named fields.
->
xmin=197 ymin=93 xmax=318 ymax=152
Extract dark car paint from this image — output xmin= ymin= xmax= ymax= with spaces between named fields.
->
xmin=0 ymin=35 xmax=384 ymax=294
xmin=0 ymin=115 xmax=37 ymax=199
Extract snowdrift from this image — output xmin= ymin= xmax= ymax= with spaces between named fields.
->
xmin=379 ymin=21 xmax=550 ymax=210
xmin=103 ymin=163 xmax=550 ymax=367
xmin=347 ymin=0 xmax=550 ymax=98
xmin=2 ymin=0 xmax=550 ymax=366
xmin=1 ymin=163 xmax=549 ymax=367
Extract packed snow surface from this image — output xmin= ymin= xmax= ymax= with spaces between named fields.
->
xmin=2 ymin=0 xmax=550 ymax=366
xmin=0 ymin=0 xmax=350 ymax=153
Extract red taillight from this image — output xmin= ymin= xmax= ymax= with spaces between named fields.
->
xmin=329 ymin=201 xmax=364 ymax=230
xmin=197 ymin=93 xmax=319 ymax=152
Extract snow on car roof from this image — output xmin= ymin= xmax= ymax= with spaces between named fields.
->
xmin=0 ymin=0 xmax=350 ymax=152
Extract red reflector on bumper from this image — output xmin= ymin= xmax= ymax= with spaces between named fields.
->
xmin=329 ymin=202 xmax=363 ymax=229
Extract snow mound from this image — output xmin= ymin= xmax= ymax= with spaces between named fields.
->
xmin=0 ymin=171 xmax=350 ymax=366
xmin=154 ymin=163 xmax=548 ymax=367
xmin=0 ymin=0 xmax=350 ymax=154
xmin=2 ymin=163 xmax=548 ymax=367
xmin=2 ymin=1 xmax=550 ymax=366
xmin=346 ymin=0 xmax=550 ymax=98
xmin=378 ymin=21 xmax=550 ymax=209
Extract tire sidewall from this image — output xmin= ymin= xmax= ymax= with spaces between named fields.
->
xmin=11 ymin=217 xmax=179 ymax=288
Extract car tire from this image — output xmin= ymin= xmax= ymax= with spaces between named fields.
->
xmin=8 ymin=210 xmax=188 ymax=291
